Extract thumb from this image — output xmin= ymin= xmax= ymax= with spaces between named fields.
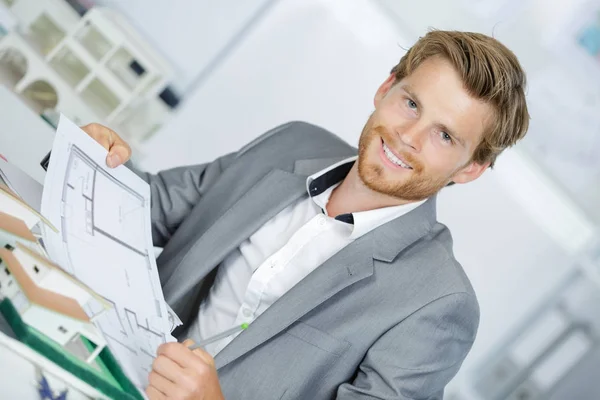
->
xmin=106 ymin=144 xmax=130 ymax=168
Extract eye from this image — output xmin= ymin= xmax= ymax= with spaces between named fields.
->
xmin=440 ymin=131 xmax=453 ymax=144
xmin=406 ymin=99 xmax=417 ymax=110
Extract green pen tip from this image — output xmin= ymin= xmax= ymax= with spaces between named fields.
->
xmin=241 ymin=323 xmax=249 ymax=330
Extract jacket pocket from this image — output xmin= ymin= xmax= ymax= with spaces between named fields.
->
xmin=285 ymin=321 xmax=351 ymax=356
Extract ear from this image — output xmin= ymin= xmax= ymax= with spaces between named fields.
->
xmin=374 ymin=74 xmax=397 ymax=107
xmin=451 ymin=160 xmax=490 ymax=185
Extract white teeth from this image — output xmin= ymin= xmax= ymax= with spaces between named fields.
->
xmin=383 ymin=143 xmax=411 ymax=169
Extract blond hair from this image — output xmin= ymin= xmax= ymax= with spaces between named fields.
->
xmin=391 ymin=30 xmax=529 ymax=167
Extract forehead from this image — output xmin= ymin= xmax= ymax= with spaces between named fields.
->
xmin=392 ymin=56 xmax=492 ymax=148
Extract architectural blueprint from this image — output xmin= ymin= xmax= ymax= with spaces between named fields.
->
xmin=41 ymin=116 xmax=174 ymax=389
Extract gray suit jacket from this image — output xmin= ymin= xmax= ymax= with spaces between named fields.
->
xmin=132 ymin=121 xmax=479 ymax=400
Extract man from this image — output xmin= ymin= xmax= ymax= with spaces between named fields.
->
xmin=85 ymin=30 xmax=529 ymax=399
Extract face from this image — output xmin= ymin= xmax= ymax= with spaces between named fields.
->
xmin=358 ymin=56 xmax=492 ymax=202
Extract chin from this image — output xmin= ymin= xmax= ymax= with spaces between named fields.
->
xmin=359 ymin=159 xmax=447 ymax=201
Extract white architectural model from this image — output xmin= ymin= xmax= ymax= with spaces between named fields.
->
xmin=0 ymin=184 xmax=54 ymax=231
xmin=0 ymin=0 xmax=173 ymax=145
xmin=0 ymin=244 xmax=110 ymax=364
xmin=0 ymin=211 xmax=42 ymax=253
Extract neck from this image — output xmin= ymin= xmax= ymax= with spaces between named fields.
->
xmin=326 ymin=163 xmax=415 ymax=217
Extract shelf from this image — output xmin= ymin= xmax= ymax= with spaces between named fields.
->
xmin=114 ymin=97 xmax=170 ymax=141
xmin=80 ymin=78 xmax=120 ymax=119
xmin=74 ymin=22 xmax=113 ymax=61
xmin=0 ymin=47 xmax=27 ymax=88
xmin=28 ymin=13 xmax=65 ymax=56
xmin=49 ymin=47 xmax=90 ymax=87
xmin=106 ymin=47 xmax=145 ymax=90
xmin=138 ymin=75 xmax=161 ymax=97
xmin=21 ymin=80 xmax=58 ymax=114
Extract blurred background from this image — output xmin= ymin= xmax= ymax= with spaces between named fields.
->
xmin=1 ymin=0 xmax=600 ymax=399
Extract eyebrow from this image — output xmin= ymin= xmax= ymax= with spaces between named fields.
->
xmin=402 ymin=85 xmax=467 ymax=147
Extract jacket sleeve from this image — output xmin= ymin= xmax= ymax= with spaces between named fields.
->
xmin=127 ymin=154 xmax=236 ymax=247
xmin=126 ymin=122 xmax=296 ymax=247
xmin=336 ymin=292 xmax=479 ymax=400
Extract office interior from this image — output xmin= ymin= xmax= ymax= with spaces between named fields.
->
xmin=0 ymin=0 xmax=599 ymax=398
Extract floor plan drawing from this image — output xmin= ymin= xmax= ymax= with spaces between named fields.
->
xmin=42 ymin=116 xmax=172 ymax=389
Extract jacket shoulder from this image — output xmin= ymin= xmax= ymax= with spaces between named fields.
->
xmin=237 ymin=121 xmax=355 ymax=158
xmin=430 ymin=223 xmax=478 ymax=298
xmin=387 ymin=222 xmax=478 ymax=306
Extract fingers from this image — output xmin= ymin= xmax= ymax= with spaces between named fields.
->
xmin=148 ymin=371 xmax=186 ymax=399
xmin=80 ymin=123 xmax=132 ymax=168
xmin=181 ymin=338 xmax=215 ymax=367
xmin=149 ymin=341 xmax=222 ymax=400
xmin=191 ymin=347 xmax=216 ymax=367
xmin=81 ymin=123 xmax=112 ymax=151
xmin=157 ymin=342 xmax=200 ymax=369
xmin=152 ymin=354 xmax=183 ymax=383
xmin=145 ymin=385 xmax=166 ymax=400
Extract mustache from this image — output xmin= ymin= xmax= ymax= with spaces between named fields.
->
xmin=371 ymin=125 xmax=422 ymax=172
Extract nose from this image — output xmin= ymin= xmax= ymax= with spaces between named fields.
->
xmin=396 ymin=121 xmax=424 ymax=152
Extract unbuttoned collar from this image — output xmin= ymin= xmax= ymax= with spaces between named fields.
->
xmin=305 ymin=156 xmax=427 ymax=240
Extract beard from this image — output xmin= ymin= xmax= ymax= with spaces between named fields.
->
xmin=357 ymin=116 xmax=453 ymax=201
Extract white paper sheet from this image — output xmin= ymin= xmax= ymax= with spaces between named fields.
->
xmin=41 ymin=116 xmax=172 ymax=389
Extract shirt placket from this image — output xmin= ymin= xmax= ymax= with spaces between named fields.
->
xmin=235 ymin=214 xmax=330 ymax=323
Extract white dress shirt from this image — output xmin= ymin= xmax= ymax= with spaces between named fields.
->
xmin=188 ymin=156 xmax=426 ymax=356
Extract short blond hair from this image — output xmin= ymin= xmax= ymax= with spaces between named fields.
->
xmin=391 ymin=30 xmax=529 ymax=167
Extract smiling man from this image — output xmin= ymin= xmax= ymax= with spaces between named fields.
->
xmin=85 ymin=30 xmax=529 ymax=399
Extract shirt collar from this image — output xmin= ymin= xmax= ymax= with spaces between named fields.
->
xmin=305 ymin=156 xmax=427 ymax=240
xmin=306 ymin=156 xmax=356 ymax=198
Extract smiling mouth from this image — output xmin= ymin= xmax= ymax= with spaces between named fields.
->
xmin=381 ymin=139 xmax=412 ymax=169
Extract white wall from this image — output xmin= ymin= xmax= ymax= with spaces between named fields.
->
xmin=92 ymin=0 xmax=277 ymax=93
xmin=137 ymin=0 xmax=413 ymax=171
xmin=375 ymin=0 xmax=592 ymax=74
xmin=375 ymin=0 xmax=551 ymax=72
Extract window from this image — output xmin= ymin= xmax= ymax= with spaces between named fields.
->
xmin=33 ymin=265 xmax=39 ymax=274
xmin=58 ymin=326 xmax=68 ymax=334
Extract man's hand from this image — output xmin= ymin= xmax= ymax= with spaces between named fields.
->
xmin=146 ymin=340 xmax=225 ymax=400
xmin=80 ymin=123 xmax=132 ymax=168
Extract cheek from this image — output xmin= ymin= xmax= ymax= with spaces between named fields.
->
xmin=421 ymin=142 xmax=466 ymax=174
xmin=427 ymin=132 xmax=450 ymax=151
xmin=378 ymin=101 xmax=411 ymax=122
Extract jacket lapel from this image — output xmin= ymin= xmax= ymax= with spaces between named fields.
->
xmin=163 ymin=157 xmax=351 ymax=312
xmin=163 ymin=169 xmax=306 ymax=306
xmin=215 ymin=234 xmax=374 ymax=369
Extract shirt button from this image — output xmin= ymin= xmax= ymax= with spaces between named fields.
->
xmin=318 ymin=215 xmax=327 ymax=226
xmin=270 ymin=259 xmax=277 ymax=268
xmin=242 ymin=308 xmax=253 ymax=318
